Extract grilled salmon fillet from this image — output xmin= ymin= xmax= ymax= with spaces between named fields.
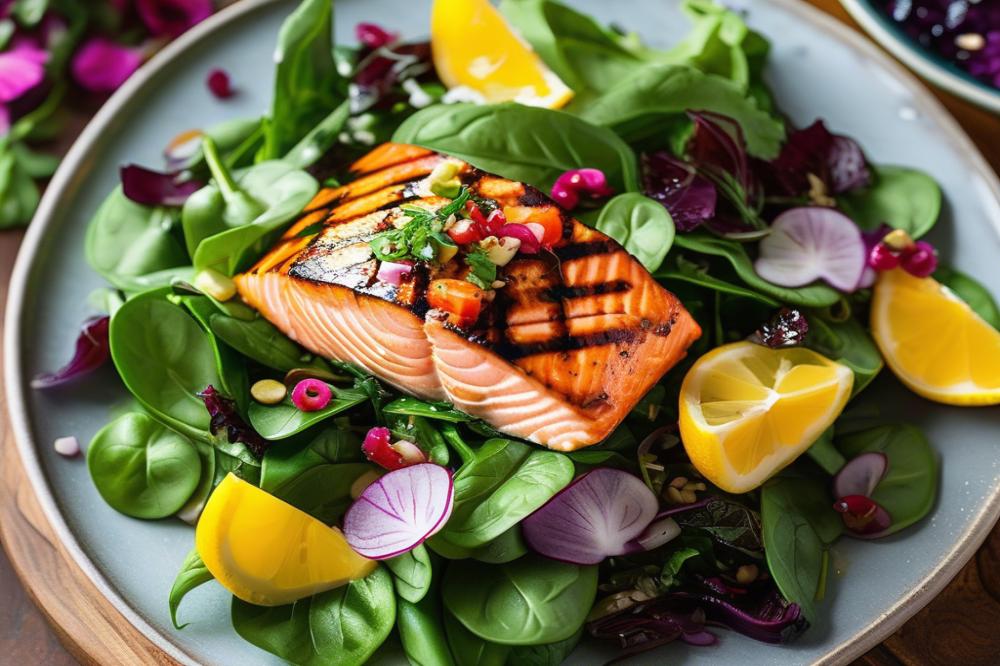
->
xmin=236 ymin=143 xmax=701 ymax=451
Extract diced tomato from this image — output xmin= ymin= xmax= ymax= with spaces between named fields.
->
xmin=427 ymin=279 xmax=483 ymax=325
xmin=447 ymin=218 xmax=482 ymax=245
xmin=502 ymin=205 xmax=563 ymax=247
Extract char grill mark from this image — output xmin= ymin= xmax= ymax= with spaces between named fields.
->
xmin=555 ymin=240 xmax=621 ymax=261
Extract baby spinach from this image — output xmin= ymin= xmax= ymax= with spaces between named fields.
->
xmin=176 ymin=440 xmax=216 ymax=523
xmin=386 ymin=544 xmax=433 ymax=605
xmin=440 ymin=439 xmax=574 ymax=549
xmin=168 ymin=548 xmax=213 ymax=629
xmin=806 ymin=314 xmax=883 ymax=396
xmin=935 ymin=266 xmax=1000 ymax=330
xmin=805 ymin=427 xmax=846 ymax=476
xmin=248 ymin=385 xmax=369 ymax=439
xmin=263 ymin=462 xmax=371 ymax=525
xmin=209 ymin=312 xmax=314 ymax=372
xmin=383 ymin=396 xmax=472 ymax=423
xmin=837 ymin=424 xmax=938 ymax=536
xmin=180 ymin=296 xmax=249 ymax=412
xmin=508 ymin=628 xmax=583 ymax=666
xmin=442 ymin=555 xmax=598 ymax=645
xmin=673 ymin=232 xmax=841 ymax=307
xmin=444 ymin=610 xmax=511 ymax=666
xmin=595 ymin=193 xmax=675 ymax=272
xmin=262 ymin=428 xmax=364 ymax=490
xmin=575 ymin=64 xmax=784 ymax=158
xmin=259 ymin=0 xmax=344 ymax=161
xmin=471 ymin=526 xmax=528 ymax=564
xmin=87 ymin=412 xmax=202 ymax=519
xmin=85 ymin=187 xmax=190 ymax=292
xmin=398 ymin=591 xmax=457 ymax=666
xmin=760 ymin=475 xmax=843 ymax=622
xmin=656 ymin=253 xmax=781 ymax=306
xmin=232 ymin=566 xmax=395 ymax=666
xmin=393 ymin=103 xmax=638 ymax=193
xmin=838 ymin=166 xmax=941 ymax=238
xmin=109 ymin=288 xmax=221 ymax=440
xmin=284 ymin=100 xmax=351 ymax=170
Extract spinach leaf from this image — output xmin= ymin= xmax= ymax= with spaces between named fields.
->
xmin=674 ymin=497 xmax=764 ymax=557
xmin=176 ymin=440 xmax=216 ymax=524
xmin=109 ymin=288 xmax=221 ymax=440
xmin=284 ymin=100 xmax=352 ymax=170
xmin=934 ymin=266 xmax=1000 ymax=330
xmin=85 ymin=188 xmax=190 ymax=291
xmin=384 ymin=396 xmax=472 ymax=423
xmin=184 ymin=160 xmax=318 ymax=275
xmin=444 ymin=610 xmax=511 ymax=666
xmin=442 ymin=555 xmax=597 ymax=645
xmin=261 ymin=428 xmax=364 ymax=493
xmin=180 ymin=296 xmax=249 ymax=412
xmin=259 ymin=0 xmax=344 ymax=161
xmin=507 ymin=628 xmax=583 ymax=666
xmin=168 ymin=548 xmax=213 ymax=629
xmin=806 ymin=314 xmax=884 ymax=396
xmin=805 ymin=427 xmax=846 ymax=476
xmin=471 ymin=526 xmax=528 ymax=564
xmin=215 ymin=443 xmax=262 ymax=487
xmin=87 ymin=412 xmax=202 ymax=519
xmin=575 ymin=64 xmax=783 ymax=158
xmin=837 ymin=424 xmax=938 ymax=535
xmin=386 ymin=544 xmax=433 ymax=604
xmin=656 ymin=253 xmax=780 ymax=306
xmin=263 ymin=462 xmax=371 ymax=525
xmin=595 ymin=193 xmax=675 ymax=272
xmin=249 ymin=386 xmax=369 ymax=439
xmin=673 ymin=232 xmax=841 ymax=307
xmin=182 ymin=117 xmax=264 ymax=173
xmin=838 ymin=166 xmax=941 ymax=238
xmin=398 ymin=588 xmax=456 ymax=666
xmin=209 ymin=312 xmax=313 ymax=372
xmin=231 ymin=566 xmax=395 ymax=666
xmin=760 ymin=476 xmax=843 ymax=622
xmin=392 ymin=103 xmax=638 ymax=193
xmin=440 ymin=439 xmax=574 ymax=549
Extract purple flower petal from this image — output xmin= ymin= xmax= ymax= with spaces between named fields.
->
xmin=642 ymin=152 xmax=717 ymax=231
xmin=71 ymin=38 xmax=145 ymax=92
xmin=32 ymin=316 xmax=110 ymax=389
xmin=120 ymin=164 xmax=203 ymax=207
xmin=136 ymin=0 xmax=213 ymax=38
xmin=0 ymin=40 xmax=49 ymax=103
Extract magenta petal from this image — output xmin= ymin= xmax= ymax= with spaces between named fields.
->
xmin=136 ymin=0 xmax=213 ymax=38
xmin=32 ymin=316 xmax=110 ymax=389
xmin=0 ymin=41 xmax=49 ymax=103
xmin=72 ymin=39 xmax=144 ymax=92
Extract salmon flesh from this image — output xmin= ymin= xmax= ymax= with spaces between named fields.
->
xmin=236 ymin=143 xmax=702 ymax=451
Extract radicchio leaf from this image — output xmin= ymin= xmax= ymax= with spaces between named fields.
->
xmin=641 ymin=152 xmax=717 ymax=231
xmin=767 ymin=120 xmax=871 ymax=196
xmin=198 ymin=385 xmax=269 ymax=458
xmin=120 ymin=164 xmax=203 ymax=207
xmin=31 ymin=316 xmax=110 ymax=389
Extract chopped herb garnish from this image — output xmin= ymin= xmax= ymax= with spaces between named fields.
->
xmin=322 ymin=177 xmax=341 ymax=188
xmin=370 ymin=188 xmax=470 ymax=263
xmin=464 ymin=246 xmax=497 ymax=289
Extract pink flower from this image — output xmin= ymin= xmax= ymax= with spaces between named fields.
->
xmin=72 ymin=38 xmax=145 ymax=92
xmin=136 ymin=0 xmax=213 ymax=38
xmin=0 ymin=40 xmax=49 ymax=103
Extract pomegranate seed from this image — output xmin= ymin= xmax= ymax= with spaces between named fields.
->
xmin=868 ymin=243 xmax=900 ymax=271
xmin=206 ymin=69 xmax=234 ymax=99
xmin=362 ymin=427 xmax=408 ymax=470
xmin=900 ymin=241 xmax=937 ymax=278
xmin=290 ymin=378 xmax=332 ymax=411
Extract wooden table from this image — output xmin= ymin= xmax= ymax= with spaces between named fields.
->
xmin=1 ymin=1 xmax=998 ymax=664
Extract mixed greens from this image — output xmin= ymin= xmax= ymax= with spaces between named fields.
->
xmin=32 ymin=0 xmax=1000 ymax=664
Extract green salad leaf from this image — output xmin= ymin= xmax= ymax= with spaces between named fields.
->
xmin=397 ymin=585 xmax=457 ymax=666
xmin=248 ymin=385 xmax=369 ymax=439
xmin=385 ymin=544 xmax=434 ymax=604
xmin=595 ymin=192 xmax=675 ymax=272
xmin=838 ymin=165 xmax=942 ymax=238
xmin=168 ymin=548 xmax=213 ymax=630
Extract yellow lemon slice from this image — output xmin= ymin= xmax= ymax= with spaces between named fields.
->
xmin=196 ymin=474 xmax=375 ymax=606
xmin=431 ymin=0 xmax=574 ymax=108
xmin=679 ymin=342 xmax=853 ymax=493
xmin=871 ymin=268 xmax=1000 ymax=405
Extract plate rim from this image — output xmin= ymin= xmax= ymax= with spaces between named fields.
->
xmin=839 ymin=0 xmax=1000 ymax=115
xmin=4 ymin=0 xmax=1000 ymax=664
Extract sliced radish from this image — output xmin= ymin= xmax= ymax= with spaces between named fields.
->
xmin=522 ymin=468 xmax=658 ymax=565
xmin=832 ymin=451 xmax=888 ymax=499
xmin=754 ymin=207 xmax=866 ymax=292
xmin=343 ymin=463 xmax=454 ymax=559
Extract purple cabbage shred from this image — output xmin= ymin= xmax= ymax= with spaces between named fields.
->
xmin=31 ymin=316 xmax=111 ymax=389
xmin=198 ymin=385 xmax=270 ymax=458
xmin=120 ymin=164 xmax=203 ymax=207
xmin=751 ymin=308 xmax=810 ymax=348
xmin=641 ymin=152 xmax=718 ymax=231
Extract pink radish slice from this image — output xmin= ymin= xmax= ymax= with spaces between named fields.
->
xmin=377 ymin=260 xmax=414 ymax=286
xmin=832 ymin=452 xmax=888 ymax=499
xmin=754 ymin=207 xmax=866 ymax=292
xmin=343 ymin=463 xmax=454 ymax=559
xmin=522 ymin=468 xmax=658 ymax=565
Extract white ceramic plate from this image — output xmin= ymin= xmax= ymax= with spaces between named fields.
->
xmin=6 ymin=1 xmax=1000 ymax=664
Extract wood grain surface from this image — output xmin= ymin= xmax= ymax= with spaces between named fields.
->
xmin=0 ymin=1 xmax=998 ymax=664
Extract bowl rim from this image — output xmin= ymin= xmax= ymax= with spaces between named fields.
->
xmin=839 ymin=0 xmax=1000 ymax=115
xmin=4 ymin=0 xmax=1000 ymax=665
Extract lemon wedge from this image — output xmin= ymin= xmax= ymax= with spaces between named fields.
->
xmin=431 ymin=0 xmax=574 ymax=108
xmin=679 ymin=342 xmax=853 ymax=493
xmin=196 ymin=474 xmax=375 ymax=606
xmin=872 ymin=268 xmax=1000 ymax=405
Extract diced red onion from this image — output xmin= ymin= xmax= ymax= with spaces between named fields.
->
xmin=832 ymin=451 xmax=888 ymax=499
xmin=376 ymin=260 xmax=413 ymax=286
xmin=633 ymin=516 xmax=680 ymax=551
xmin=54 ymin=436 xmax=80 ymax=457
xmin=343 ymin=463 xmax=454 ymax=559
xmin=32 ymin=316 xmax=110 ymax=389
xmin=499 ymin=223 xmax=541 ymax=254
xmin=390 ymin=439 xmax=427 ymax=465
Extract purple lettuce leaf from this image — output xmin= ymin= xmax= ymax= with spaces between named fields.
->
xmin=198 ymin=385 xmax=270 ymax=458
xmin=31 ymin=316 xmax=110 ymax=389
xmin=641 ymin=152 xmax=717 ymax=232
xmin=121 ymin=164 xmax=203 ymax=207
xmin=767 ymin=120 xmax=871 ymax=196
